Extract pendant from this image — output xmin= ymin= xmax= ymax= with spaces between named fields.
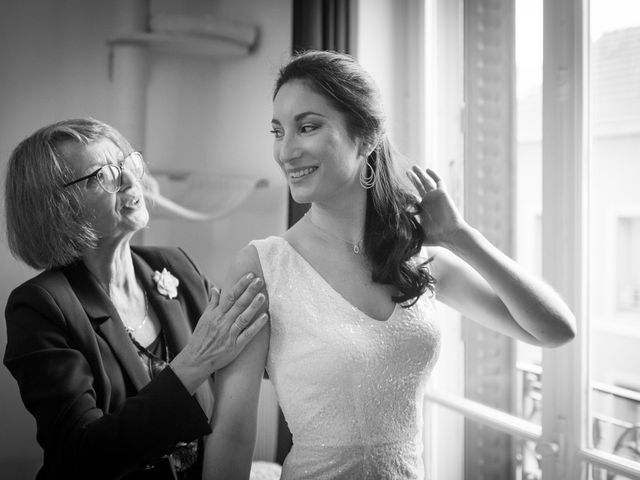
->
xmin=353 ymin=244 xmax=361 ymax=254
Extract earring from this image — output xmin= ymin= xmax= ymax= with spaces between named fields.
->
xmin=359 ymin=157 xmax=377 ymax=189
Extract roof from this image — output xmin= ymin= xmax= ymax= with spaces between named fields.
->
xmin=517 ymin=26 xmax=640 ymax=140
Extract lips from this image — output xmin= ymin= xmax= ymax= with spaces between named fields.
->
xmin=121 ymin=195 xmax=142 ymax=209
xmin=288 ymin=166 xmax=318 ymax=181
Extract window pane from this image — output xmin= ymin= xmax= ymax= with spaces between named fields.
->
xmin=589 ymin=463 xmax=638 ymax=480
xmin=428 ymin=4 xmax=546 ymax=478
xmin=430 ymin=408 xmax=538 ymax=479
xmin=616 ymin=218 xmax=640 ymax=314
xmin=430 ymin=0 xmax=544 ymax=441
xmin=588 ymin=0 xmax=640 ymax=466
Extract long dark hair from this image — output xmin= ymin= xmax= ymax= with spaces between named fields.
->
xmin=274 ymin=50 xmax=435 ymax=305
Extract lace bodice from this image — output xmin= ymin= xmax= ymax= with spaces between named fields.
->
xmin=252 ymin=236 xmax=441 ymax=480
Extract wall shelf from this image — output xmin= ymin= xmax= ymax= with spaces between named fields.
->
xmin=108 ymin=32 xmax=250 ymax=58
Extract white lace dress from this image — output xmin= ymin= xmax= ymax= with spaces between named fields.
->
xmin=252 ymin=236 xmax=441 ymax=480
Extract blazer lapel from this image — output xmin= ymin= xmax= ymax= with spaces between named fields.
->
xmin=132 ymin=252 xmax=192 ymax=357
xmin=64 ymin=261 xmax=151 ymax=391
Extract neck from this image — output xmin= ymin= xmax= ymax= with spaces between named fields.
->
xmin=312 ymin=180 xmax=367 ymax=228
xmin=308 ymin=195 xmax=367 ymax=246
xmin=82 ymin=240 xmax=136 ymax=296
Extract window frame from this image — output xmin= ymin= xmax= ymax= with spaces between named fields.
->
xmin=421 ymin=0 xmax=640 ymax=478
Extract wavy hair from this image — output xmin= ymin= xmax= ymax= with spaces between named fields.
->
xmin=4 ymin=118 xmax=134 ymax=270
xmin=274 ymin=50 xmax=435 ymax=305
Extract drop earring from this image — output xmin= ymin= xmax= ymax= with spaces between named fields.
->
xmin=359 ymin=157 xmax=377 ymax=189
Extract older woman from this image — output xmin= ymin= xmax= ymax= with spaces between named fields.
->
xmin=3 ymin=118 xmax=268 ymax=479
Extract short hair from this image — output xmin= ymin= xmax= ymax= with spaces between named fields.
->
xmin=4 ymin=118 xmax=134 ymax=270
xmin=274 ymin=50 xmax=435 ymax=305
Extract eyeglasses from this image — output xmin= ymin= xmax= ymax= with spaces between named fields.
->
xmin=63 ymin=151 xmax=145 ymax=193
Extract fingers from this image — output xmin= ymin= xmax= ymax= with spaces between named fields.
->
xmin=208 ymin=284 xmax=220 ymax=305
xmin=217 ymin=273 xmax=258 ymax=313
xmin=407 ymin=165 xmax=444 ymax=196
xmin=425 ymin=168 xmax=442 ymax=186
xmin=407 ymin=166 xmax=435 ymax=197
xmin=228 ymin=287 xmax=266 ymax=334
xmin=412 ymin=165 xmax=437 ymax=190
xmin=235 ymin=312 xmax=269 ymax=348
xmin=406 ymin=170 xmax=427 ymax=197
xmin=229 ymin=277 xmax=264 ymax=315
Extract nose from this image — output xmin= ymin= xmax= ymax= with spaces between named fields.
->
xmin=118 ymin=166 xmax=139 ymax=191
xmin=275 ymin=132 xmax=300 ymax=166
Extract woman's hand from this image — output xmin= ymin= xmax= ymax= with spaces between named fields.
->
xmin=170 ymin=273 xmax=267 ymax=394
xmin=406 ymin=165 xmax=469 ymax=248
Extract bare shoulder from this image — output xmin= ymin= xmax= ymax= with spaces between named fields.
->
xmin=220 ymin=242 xmax=270 ymax=312
xmin=234 ymin=243 xmax=264 ymax=277
xmin=220 ymin=243 xmax=263 ymax=289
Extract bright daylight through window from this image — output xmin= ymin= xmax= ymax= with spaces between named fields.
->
xmin=426 ymin=0 xmax=640 ymax=478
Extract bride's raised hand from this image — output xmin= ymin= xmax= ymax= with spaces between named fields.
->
xmin=406 ymin=165 xmax=469 ymax=248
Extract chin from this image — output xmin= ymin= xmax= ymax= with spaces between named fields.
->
xmin=123 ymin=213 xmax=149 ymax=235
xmin=134 ymin=214 xmax=150 ymax=231
xmin=290 ymin=193 xmax=310 ymax=205
xmin=289 ymin=183 xmax=319 ymax=205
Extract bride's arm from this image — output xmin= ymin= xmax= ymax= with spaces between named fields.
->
xmin=430 ymin=239 xmax=575 ymax=347
xmin=409 ymin=166 xmax=575 ymax=347
xmin=203 ymin=245 xmax=269 ymax=480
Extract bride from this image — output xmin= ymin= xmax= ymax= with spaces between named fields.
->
xmin=203 ymin=50 xmax=575 ymax=480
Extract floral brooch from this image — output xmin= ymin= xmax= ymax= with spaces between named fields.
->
xmin=153 ymin=268 xmax=179 ymax=299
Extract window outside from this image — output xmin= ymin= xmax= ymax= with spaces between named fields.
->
xmin=588 ymin=0 xmax=640 ymax=474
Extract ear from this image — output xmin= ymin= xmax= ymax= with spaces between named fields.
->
xmin=358 ymin=140 xmax=376 ymax=158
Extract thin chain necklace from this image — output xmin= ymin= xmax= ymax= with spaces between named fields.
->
xmin=124 ymin=290 xmax=149 ymax=335
xmin=305 ymin=212 xmax=364 ymax=255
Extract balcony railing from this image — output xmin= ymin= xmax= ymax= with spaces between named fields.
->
xmin=516 ymin=362 xmax=640 ymax=479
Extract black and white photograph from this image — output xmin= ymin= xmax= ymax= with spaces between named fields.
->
xmin=0 ymin=1 xmax=638 ymax=479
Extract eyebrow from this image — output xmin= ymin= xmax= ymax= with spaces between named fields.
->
xmin=79 ymin=163 xmax=107 ymax=176
xmin=271 ymin=111 xmax=327 ymax=125
xmin=80 ymin=153 xmax=128 ymax=175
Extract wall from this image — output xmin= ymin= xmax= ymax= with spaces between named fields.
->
xmin=0 ymin=0 xmax=291 ymax=478
xmin=356 ymin=0 xmax=426 ymax=165
xmin=141 ymin=0 xmax=291 ymax=283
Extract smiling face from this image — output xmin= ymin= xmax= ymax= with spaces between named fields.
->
xmin=60 ymin=138 xmax=149 ymax=245
xmin=271 ymin=79 xmax=366 ymax=205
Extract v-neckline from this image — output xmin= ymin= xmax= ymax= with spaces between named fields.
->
xmin=278 ymin=236 xmax=398 ymax=323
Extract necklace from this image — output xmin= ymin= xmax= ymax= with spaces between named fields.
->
xmin=305 ymin=212 xmax=364 ymax=255
xmin=124 ymin=290 xmax=149 ymax=335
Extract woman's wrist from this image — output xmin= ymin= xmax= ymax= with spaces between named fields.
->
xmin=170 ymin=350 xmax=211 ymax=395
xmin=439 ymin=222 xmax=477 ymax=254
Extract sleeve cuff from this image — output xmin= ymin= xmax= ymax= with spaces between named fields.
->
xmin=139 ymin=366 xmax=212 ymax=440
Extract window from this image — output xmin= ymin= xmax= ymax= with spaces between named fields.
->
xmin=422 ymin=0 xmax=640 ymax=479
xmin=589 ymin=1 xmax=640 ymax=477
xmin=616 ymin=217 xmax=640 ymax=315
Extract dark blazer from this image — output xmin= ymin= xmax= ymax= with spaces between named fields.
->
xmin=4 ymin=246 xmax=215 ymax=480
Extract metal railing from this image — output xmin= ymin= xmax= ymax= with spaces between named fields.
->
xmin=516 ymin=362 xmax=640 ymax=479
